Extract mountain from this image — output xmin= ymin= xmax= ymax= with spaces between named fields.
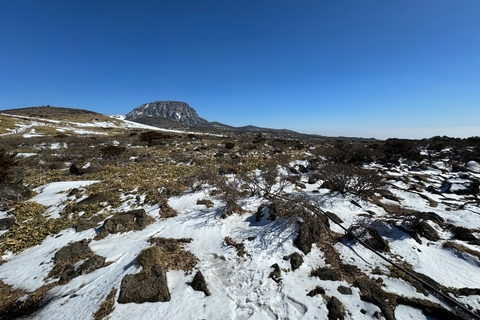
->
xmin=125 ymin=101 xmax=209 ymax=127
xmin=125 ymin=100 xmax=298 ymax=135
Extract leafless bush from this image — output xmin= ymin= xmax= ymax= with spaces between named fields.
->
xmin=319 ymin=163 xmax=386 ymax=198
xmin=242 ymin=165 xmax=292 ymax=199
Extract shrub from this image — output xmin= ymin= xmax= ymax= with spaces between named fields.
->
xmin=319 ymin=163 xmax=385 ymax=198
xmin=0 ymin=149 xmax=19 ymax=183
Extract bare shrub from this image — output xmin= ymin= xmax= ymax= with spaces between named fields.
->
xmin=0 ymin=149 xmax=19 ymax=183
xmin=319 ymin=163 xmax=385 ymax=198
xmin=242 ymin=165 xmax=292 ymax=199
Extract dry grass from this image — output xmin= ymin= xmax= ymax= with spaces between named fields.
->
xmin=93 ymin=289 xmax=117 ymax=320
xmin=224 ymin=237 xmax=246 ymax=257
xmin=443 ymin=241 xmax=480 ymax=261
xmin=142 ymin=238 xmax=198 ymax=273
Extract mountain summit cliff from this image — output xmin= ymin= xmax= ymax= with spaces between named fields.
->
xmin=125 ymin=101 xmax=208 ymax=126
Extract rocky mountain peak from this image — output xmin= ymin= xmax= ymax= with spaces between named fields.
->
xmin=125 ymin=101 xmax=208 ymax=126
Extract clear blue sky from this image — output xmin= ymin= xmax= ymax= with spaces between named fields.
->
xmin=1 ymin=0 xmax=479 ymax=139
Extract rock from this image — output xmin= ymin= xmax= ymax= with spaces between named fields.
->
xmin=307 ymin=286 xmax=325 ymax=297
xmin=75 ymin=219 xmax=98 ymax=232
xmin=69 ymin=164 xmax=83 ymax=175
xmin=307 ymin=173 xmax=321 ymax=184
xmin=440 ymin=178 xmax=479 ymax=195
xmin=294 ymin=216 xmax=329 ymax=254
xmin=118 ymin=265 xmax=171 ymax=303
xmin=298 ymin=165 xmax=309 ymax=173
xmin=268 ymin=263 xmax=281 ymax=283
xmin=458 ymin=288 xmax=480 ymax=296
xmin=354 ymin=277 xmax=395 ymax=320
xmin=326 ymin=211 xmax=343 ymax=224
xmin=191 ymin=271 xmax=211 ymax=296
xmin=0 ymin=183 xmax=33 ymax=206
xmin=451 ymin=226 xmax=480 ymax=245
xmin=348 ymin=225 xmax=389 ymax=252
xmin=412 ymin=220 xmax=440 ymax=242
xmin=59 ymin=254 xmax=105 ymax=284
xmin=311 ymin=268 xmax=342 ymax=281
xmin=337 ymin=286 xmax=353 ymax=295
xmin=327 ymin=296 xmax=345 ymax=320
xmin=75 ymin=192 xmax=108 ymax=208
xmin=255 ymin=202 xmax=278 ymax=222
xmin=54 ymin=240 xmax=93 ymax=262
xmin=0 ymin=217 xmax=17 ymax=230
xmin=283 ymin=252 xmax=304 ymax=271
xmin=100 ymin=209 xmax=152 ymax=236
xmin=67 ymin=188 xmax=81 ymax=197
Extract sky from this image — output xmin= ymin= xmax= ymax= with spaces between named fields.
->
xmin=1 ymin=0 xmax=479 ymax=139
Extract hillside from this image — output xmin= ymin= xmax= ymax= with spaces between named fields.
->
xmin=0 ymin=110 xmax=480 ymax=320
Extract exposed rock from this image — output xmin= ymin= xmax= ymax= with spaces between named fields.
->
xmin=307 ymin=173 xmax=321 ymax=184
xmin=283 ymin=252 xmax=304 ymax=271
xmin=347 ymin=225 xmax=389 ymax=252
xmin=69 ymin=164 xmax=84 ymax=176
xmin=311 ymin=268 xmax=341 ymax=281
xmin=118 ymin=265 xmax=171 ymax=303
xmin=67 ymin=188 xmax=81 ymax=197
xmin=75 ymin=193 xmax=108 ymax=208
xmin=54 ymin=240 xmax=93 ymax=262
xmin=75 ymin=219 xmax=98 ymax=232
xmin=0 ymin=217 xmax=17 ymax=230
xmin=327 ymin=296 xmax=345 ymax=320
xmin=59 ymin=254 xmax=105 ymax=284
xmin=0 ymin=183 xmax=33 ymax=206
xmin=457 ymin=287 xmax=480 ymax=296
xmin=326 ymin=211 xmax=343 ymax=224
xmin=255 ymin=202 xmax=278 ymax=222
xmin=307 ymin=286 xmax=325 ymax=297
xmin=337 ymin=286 xmax=353 ymax=295
xmin=354 ymin=277 xmax=395 ymax=320
xmin=412 ymin=220 xmax=440 ymax=242
xmin=440 ymin=178 xmax=479 ymax=195
xmin=451 ymin=226 xmax=480 ymax=245
xmin=294 ymin=216 xmax=328 ymax=254
xmin=298 ymin=165 xmax=309 ymax=173
xmin=100 ymin=209 xmax=152 ymax=236
xmin=268 ymin=263 xmax=281 ymax=283
xmin=191 ymin=271 xmax=211 ymax=296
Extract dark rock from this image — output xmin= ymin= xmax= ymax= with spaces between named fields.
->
xmin=307 ymin=173 xmax=321 ymax=184
xmin=311 ymin=268 xmax=341 ymax=281
xmin=307 ymin=286 xmax=325 ymax=297
xmin=75 ymin=219 xmax=98 ymax=232
xmin=337 ymin=286 xmax=352 ymax=295
xmin=54 ymin=240 xmax=93 ymax=262
xmin=452 ymin=226 xmax=480 ymax=244
xmin=0 ymin=217 xmax=17 ymax=230
xmin=412 ymin=220 xmax=440 ymax=242
xmin=0 ymin=183 xmax=33 ymax=206
xmin=294 ymin=216 xmax=329 ymax=254
xmin=67 ymin=188 xmax=81 ymax=197
xmin=354 ymin=277 xmax=395 ymax=320
xmin=191 ymin=271 xmax=211 ymax=296
xmin=118 ymin=265 xmax=171 ymax=303
xmin=268 ymin=263 xmax=281 ymax=283
xmin=457 ymin=288 xmax=480 ymax=296
xmin=283 ymin=252 xmax=304 ymax=271
xmin=69 ymin=164 xmax=84 ymax=176
xmin=255 ymin=202 xmax=277 ymax=222
xmin=100 ymin=209 xmax=151 ymax=236
xmin=440 ymin=178 xmax=479 ymax=195
xmin=326 ymin=211 xmax=343 ymax=224
xmin=298 ymin=165 xmax=309 ymax=173
xmin=77 ymin=254 xmax=105 ymax=275
xmin=75 ymin=193 xmax=108 ymax=208
xmin=348 ymin=225 xmax=389 ymax=252
xmin=327 ymin=296 xmax=345 ymax=320
xmin=58 ymin=254 xmax=105 ymax=284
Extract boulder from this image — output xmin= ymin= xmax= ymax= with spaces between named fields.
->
xmin=412 ymin=220 xmax=440 ymax=242
xmin=75 ymin=219 xmax=98 ymax=232
xmin=327 ymin=296 xmax=345 ymax=320
xmin=69 ymin=164 xmax=84 ymax=176
xmin=0 ymin=217 xmax=17 ymax=230
xmin=0 ymin=183 xmax=33 ymax=206
xmin=54 ymin=240 xmax=93 ymax=262
xmin=307 ymin=286 xmax=325 ymax=297
xmin=311 ymin=268 xmax=341 ymax=281
xmin=348 ymin=225 xmax=389 ymax=252
xmin=100 ymin=209 xmax=151 ymax=236
xmin=283 ymin=252 xmax=304 ymax=271
xmin=451 ymin=226 xmax=480 ymax=245
xmin=59 ymin=254 xmax=105 ymax=284
xmin=75 ymin=193 xmax=108 ymax=208
xmin=118 ymin=265 xmax=171 ymax=303
xmin=191 ymin=271 xmax=211 ymax=296
xmin=337 ymin=286 xmax=353 ymax=295
xmin=294 ymin=216 xmax=329 ymax=254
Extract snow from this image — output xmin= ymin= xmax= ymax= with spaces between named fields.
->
xmin=30 ymin=181 xmax=100 ymax=207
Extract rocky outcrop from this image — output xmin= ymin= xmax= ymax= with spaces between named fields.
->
xmin=125 ymin=101 xmax=209 ymax=126
xmin=118 ymin=265 xmax=171 ymax=303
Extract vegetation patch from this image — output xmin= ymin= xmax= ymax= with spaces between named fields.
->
xmin=93 ymin=289 xmax=117 ymax=320
xmin=145 ymin=237 xmax=197 ymax=272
